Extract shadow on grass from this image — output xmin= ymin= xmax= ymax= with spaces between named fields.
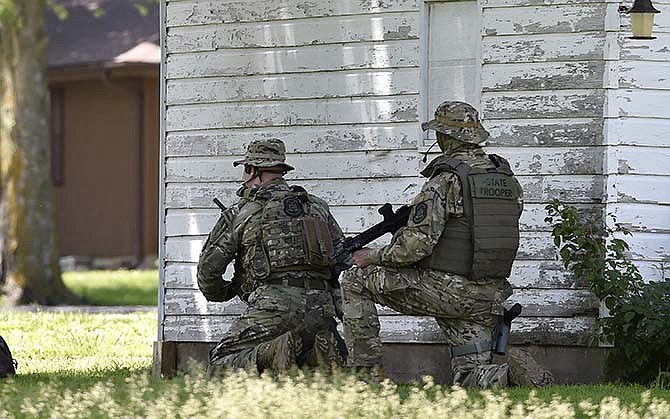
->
xmin=7 ymin=367 xmax=156 ymax=390
xmin=63 ymin=270 xmax=158 ymax=306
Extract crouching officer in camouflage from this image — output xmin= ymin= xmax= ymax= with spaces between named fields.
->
xmin=197 ymin=139 xmax=346 ymax=376
xmin=342 ymin=101 xmax=521 ymax=388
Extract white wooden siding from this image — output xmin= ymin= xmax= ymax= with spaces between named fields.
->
xmin=166 ymin=13 xmax=420 ymax=52
xmin=162 ymin=0 xmax=440 ymax=346
xmin=166 ymin=41 xmax=420 ymax=79
xmin=482 ymin=4 xmax=608 ymax=36
xmin=162 ymin=314 xmax=597 ymax=346
xmin=604 ymin=0 xmax=670 ymax=280
xmin=480 ymin=0 xmax=611 ymax=347
xmin=160 ymin=0 xmax=669 ymax=349
xmin=166 ymin=0 xmax=419 ymax=26
xmin=165 ymin=124 xmax=419 ymax=156
xmin=166 ymin=69 xmax=420 ymax=105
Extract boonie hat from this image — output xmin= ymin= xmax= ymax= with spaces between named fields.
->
xmin=421 ymin=101 xmax=490 ymax=144
xmin=233 ymin=138 xmax=294 ymax=172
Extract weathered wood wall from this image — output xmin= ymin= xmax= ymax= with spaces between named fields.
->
xmin=607 ymin=0 xmax=670 ymax=282
xmin=454 ymin=0 xmax=616 ymax=345
xmin=159 ymin=0 xmax=667 ymax=349
xmin=161 ymin=0 xmax=432 ymax=343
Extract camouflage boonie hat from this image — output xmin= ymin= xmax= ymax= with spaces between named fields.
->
xmin=233 ymin=138 xmax=294 ymax=172
xmin=421 ymin=101 xmax=489 ymax=145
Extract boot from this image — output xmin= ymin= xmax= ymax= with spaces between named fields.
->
xmin=257 ymin=330 xmax=303 ymax=374
xmin=507 ymin=347 xmax=555 ymax=387
xmin=455 ymin=363 xmax=509 ymax=389
xmin=306 ymin=329 xmax=344 ymax=369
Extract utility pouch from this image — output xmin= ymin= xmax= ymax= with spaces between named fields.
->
xmin=244 ymin=241 xmax=271 ymax=280
xmin=302 ymin=217 xmax=335 ymax=267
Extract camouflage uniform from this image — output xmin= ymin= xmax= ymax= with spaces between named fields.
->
xmin=342 ymin=102 xmax=522 ymax=388
xmin=198 ymin=139 xmax=345 ymax=376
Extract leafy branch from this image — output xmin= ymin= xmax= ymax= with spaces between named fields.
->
xmin=545 ymin=199 xmax=669 ymax=383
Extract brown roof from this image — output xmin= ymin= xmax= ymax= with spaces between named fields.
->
xmin=47 ymin=0 xmax=159 ymax=69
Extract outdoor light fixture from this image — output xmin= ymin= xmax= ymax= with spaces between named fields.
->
xmin=624 ymin=0 xmax=661 ymax=39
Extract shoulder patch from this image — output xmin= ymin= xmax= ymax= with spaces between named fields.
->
xmin=412 ymin=202 xmax=428 ymax=224
xmin=283 ymin=196 xmax=304 ymax=217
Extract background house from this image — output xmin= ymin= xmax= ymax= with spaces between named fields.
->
xmin=47 ymin=0 xmax=160 ymax=269
xmin=156 ymin=0 xmax=670 ymax=382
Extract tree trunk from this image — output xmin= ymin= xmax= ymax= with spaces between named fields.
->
xmin=0 ymin=0 xmax=78 ymax=305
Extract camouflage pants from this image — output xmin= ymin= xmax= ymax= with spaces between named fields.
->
xmin=341 ymin=266 xmax=510 ymax=387
xmin=207 ymin=284 xmax=339 ymax=376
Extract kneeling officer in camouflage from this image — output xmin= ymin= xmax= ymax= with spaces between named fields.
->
xmin=342 ymin=101 xmax=522 ymax=388
xmin=197 ymin=139 xmax=346 ymax=376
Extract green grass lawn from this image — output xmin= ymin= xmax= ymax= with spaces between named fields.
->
xmin=1 ymin=310 xmax=669 ymax=418
xmin=63 ymin=270 xmax=158 ymax=306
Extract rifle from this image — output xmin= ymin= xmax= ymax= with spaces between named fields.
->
xmin=334 ymin=203 xmax=411 ymax=260
xmin=213 ymin=198 xmax=226 ymax=211
xmin=493 ymin=303 xmax=522 ymax=355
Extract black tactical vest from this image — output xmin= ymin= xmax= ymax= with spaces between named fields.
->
xmin=417 ymin=155 xmax=521 ymax=281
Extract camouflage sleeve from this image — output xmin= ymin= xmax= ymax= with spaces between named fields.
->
xmin=197 ymin=207 xmax=241 ymax=302
xmin=368 ymin=172 xmax=462 ymax=267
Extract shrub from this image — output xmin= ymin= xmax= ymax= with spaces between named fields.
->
xmin=545 ymin=200 xmax=670 ymax=384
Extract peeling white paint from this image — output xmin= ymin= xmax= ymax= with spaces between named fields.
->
xmin=166 ymin=14 xmax=419 ymax=52
xmin=166 ymin=0 xmax=420 ymax=26
xmin=482 ymin=33 xmax=606 ymax=64
xmin=165 ymin=124 xmax=420 ymax=157
xmin=165 ymin=96 xmax=419 ymax=131
xmin=163 ymin=315 xmax=598 ymax=346
xmin=166 ymin=151 xmax=420 ymax=182
xmin=166 ymin=41 xmax=420 ymax=79
xmin=167 ymin=68 xmax=420 ymax=105
xmin=159 ymin=0 xmax=669 ymax=350
xmin=483 ymin=4 xmax=606 ymax=36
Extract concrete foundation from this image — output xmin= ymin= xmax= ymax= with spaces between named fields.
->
xmin=154 ymin=341 xmax=605 ymax=384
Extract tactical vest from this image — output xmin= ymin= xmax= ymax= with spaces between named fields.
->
xmin=417 ymin=155 xmax=521 ymax=280
xmin=242 ymin=186 xmax=335 ymax=280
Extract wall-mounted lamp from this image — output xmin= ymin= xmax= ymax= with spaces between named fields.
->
xmin=621 ymin=0 xmax=661 ymax=39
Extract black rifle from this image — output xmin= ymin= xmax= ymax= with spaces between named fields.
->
xmin=213 ymin=198 xmax=226 ymax=211
xmin=334 ymin=203 xmax=411 ymax=260
xmin=493 ymin=303 xmax=522 ymax=355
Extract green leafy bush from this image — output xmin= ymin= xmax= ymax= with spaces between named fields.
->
xmin=545 ymin=200 xmax=670 ymax=384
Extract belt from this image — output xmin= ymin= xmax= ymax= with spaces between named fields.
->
xmin=266 ymin=278 xmax=329 ymax=290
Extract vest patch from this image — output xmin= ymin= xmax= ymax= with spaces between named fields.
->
xmin=470 ymin=174 xmax=517 ymax=200
xmin=412 ymin=202 xmax=428 ymax=224
xmin=283 ymin=197 xmax=304 ymax=217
